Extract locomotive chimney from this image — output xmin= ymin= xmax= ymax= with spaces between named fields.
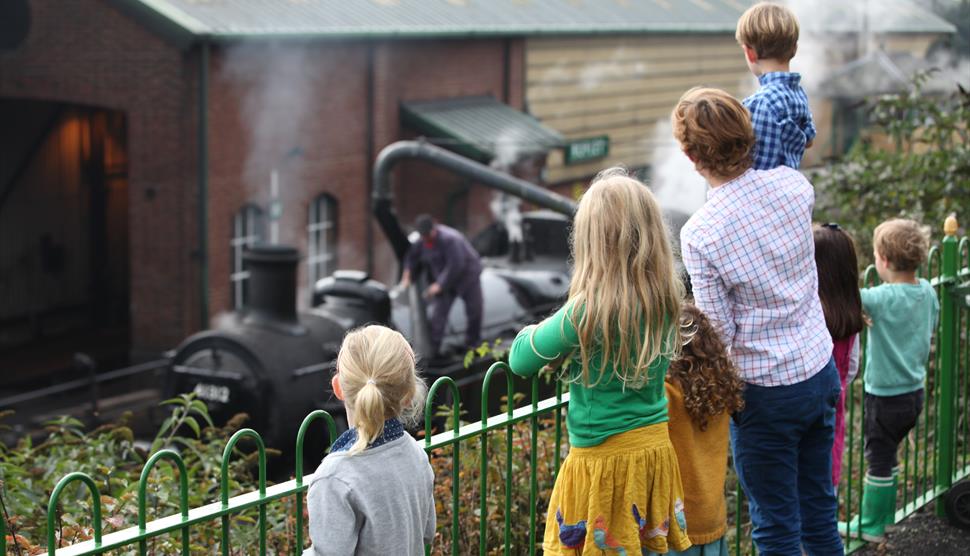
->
xmin=242 ymin=245 xmax=306 ymax=335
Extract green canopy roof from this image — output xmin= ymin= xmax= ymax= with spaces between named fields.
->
xmin=400 ymin=96 xmax=565 ymax=162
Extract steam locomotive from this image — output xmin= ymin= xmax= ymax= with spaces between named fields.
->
xmin=166 ymin=142 xmax=577 ymax=459
xmin=168 ymin=216 xmax=571 ymax=457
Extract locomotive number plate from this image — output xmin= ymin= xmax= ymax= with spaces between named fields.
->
xmin=193 ymin=382 xmax=231 ymax=404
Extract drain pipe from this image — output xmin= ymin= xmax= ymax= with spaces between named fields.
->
xmin=371 ymin=140 xmax=577 ymax=357
xmin=197 ymin=41 xmax=210 ymax=329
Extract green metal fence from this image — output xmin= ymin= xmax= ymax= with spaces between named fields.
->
xmin=8 ymin=222 xmax=969 ymax=555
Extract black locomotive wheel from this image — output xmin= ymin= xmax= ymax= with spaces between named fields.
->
xmin=945 ymin=480 xmax=970 ymax=530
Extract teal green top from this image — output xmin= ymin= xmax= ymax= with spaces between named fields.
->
xmin=508 ymin=303 xmax=671 ymax=448
xmin=861 ymin=279 xmax=939 ymax=396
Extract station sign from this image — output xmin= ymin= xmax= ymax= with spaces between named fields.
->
xmin=564 ymin=135 xmax=610 ymax=165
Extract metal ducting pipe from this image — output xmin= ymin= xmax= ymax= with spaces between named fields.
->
xmin=371 ymin=140 xmax=578 ymax=262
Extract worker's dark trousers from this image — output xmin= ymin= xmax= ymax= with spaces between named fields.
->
xmin=429 ymin=273 xmax=483 ymax=355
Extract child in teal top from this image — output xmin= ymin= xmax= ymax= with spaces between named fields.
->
xmin=840 ymin=219 xmax=939 ymax=543
xmin=509 ymin=168 xmax=689 ymax=556
xmin=861 ymin=280 xmax=938 ymax=396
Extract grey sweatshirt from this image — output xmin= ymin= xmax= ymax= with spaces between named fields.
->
xmin=303 ymin=434 xmax=436 ymax=556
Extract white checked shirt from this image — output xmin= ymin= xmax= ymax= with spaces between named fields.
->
xmin=680 ymin=167 xmax=832 ymax=386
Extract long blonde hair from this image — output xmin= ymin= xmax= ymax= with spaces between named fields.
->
xmin=568 ymin=168 xmax=683 ymax=387
xmin=336 ymin=325 xmax=427 ymax=454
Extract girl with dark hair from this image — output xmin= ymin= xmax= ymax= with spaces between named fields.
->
xmin=813 ymin=223 xmax=864 ymax=489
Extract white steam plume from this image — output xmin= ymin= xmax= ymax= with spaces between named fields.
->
xmin=648 ymin=119 xmax=709 ymax=217
xmin=222 ymin=43 xmax=316 ymax=210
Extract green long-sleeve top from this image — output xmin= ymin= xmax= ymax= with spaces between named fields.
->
xmin=508 ymin=303 xmax=671 ymax=448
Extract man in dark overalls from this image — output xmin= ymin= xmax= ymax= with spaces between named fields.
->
xmin=400 ymin=214 xmax=483 ymax=356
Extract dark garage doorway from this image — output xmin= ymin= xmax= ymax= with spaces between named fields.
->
xmin=0 ymin=100 xmax=130 ymax=388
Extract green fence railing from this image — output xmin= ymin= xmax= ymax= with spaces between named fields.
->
xmin=9 ymin=219 xmax=969 ymax=555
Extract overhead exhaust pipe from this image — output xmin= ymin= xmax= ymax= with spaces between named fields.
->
xmin=371 ymin=140 xmax=577 ymax=262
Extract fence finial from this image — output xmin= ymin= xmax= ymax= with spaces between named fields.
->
xmin=944 ymin=214 xmax=958 ymax=237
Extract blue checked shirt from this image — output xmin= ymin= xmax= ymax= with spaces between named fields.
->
xmin=680 ymin=166 xmax=833 ymax=386
xmin=744 ymin=72 xmax=816 ymax=170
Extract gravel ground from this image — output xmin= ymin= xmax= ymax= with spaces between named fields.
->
xmin=852 ymin=506 xmax=970 ymax=555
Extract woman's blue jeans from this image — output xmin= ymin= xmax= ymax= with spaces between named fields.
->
xmin=730 ymin=358 xmax=843 ymax=556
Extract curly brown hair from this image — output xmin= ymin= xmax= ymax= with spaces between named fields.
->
xmin=671 ymin=87 xmax=755 ymax=180
xmin=667 ymin=304 xmax=746 ymax=431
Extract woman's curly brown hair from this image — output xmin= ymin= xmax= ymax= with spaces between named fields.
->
xmin=668 ymin=304 xmax=745 ymax=431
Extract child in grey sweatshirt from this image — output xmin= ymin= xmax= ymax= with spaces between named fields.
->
xmin=303 ymin=325 xmax=435 ymax=556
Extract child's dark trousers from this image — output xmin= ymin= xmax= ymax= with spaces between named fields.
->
xmin=864 ymin=389 xmax=924 ymax=478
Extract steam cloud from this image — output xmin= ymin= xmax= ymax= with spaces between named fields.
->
xmin=648 ymin=119 xmax=710 ymax=217
xmin=222 ymin=42 xmax=316 ymax=212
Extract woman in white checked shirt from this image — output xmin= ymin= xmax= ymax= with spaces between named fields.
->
xmin=672 ymin=87 xmax=842 ymax=556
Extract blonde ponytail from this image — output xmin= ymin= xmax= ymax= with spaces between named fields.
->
xmin=349 ymin=381 xmax=385 ymax=454
xmin=335 ymin=325 xmax=427 ymax=455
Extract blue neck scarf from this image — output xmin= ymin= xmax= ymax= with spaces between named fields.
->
xmin=330 ymin=417 xmax=405 ymax=453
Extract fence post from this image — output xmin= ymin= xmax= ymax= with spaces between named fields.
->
xmin=936 ymin=215 xmax=959 ymax=516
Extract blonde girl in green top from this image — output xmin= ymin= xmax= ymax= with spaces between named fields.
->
xmin=509 ymin=168 xmax=690 ymax=556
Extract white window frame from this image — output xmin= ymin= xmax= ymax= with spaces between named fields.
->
xmin=231 ymin=204 xmax=264 ymax=309
xmin=307 ymin=193 xmax=338 ymax=289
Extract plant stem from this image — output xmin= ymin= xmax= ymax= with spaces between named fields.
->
xmin=0 ymin=484 xmax=23 ymax=556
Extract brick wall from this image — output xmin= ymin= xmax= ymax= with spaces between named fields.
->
xmin=0 ymin=0 xmax=198 ymax=356
xmin=1 ymin=1 xmax=530 ymax=350
xmin=207 ymin=37 xmax=523 ymax=305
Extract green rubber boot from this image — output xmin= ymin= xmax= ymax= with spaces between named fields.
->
xmin=838 ymin=474 xmax=896 ymax=543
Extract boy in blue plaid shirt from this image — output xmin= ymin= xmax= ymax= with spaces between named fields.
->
xmin=736 ymin=2 xmax=815 ymax=170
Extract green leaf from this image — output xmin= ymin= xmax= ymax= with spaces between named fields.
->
xmin=189 ymin=400 xmax=213 ymax=427
xmin=156 ymin=416 xmax=175 ymax=439
xmin=159 ymin=396 xmax=188 ymax=407
xmin=184 ymin=417 xmax=201 ymax=438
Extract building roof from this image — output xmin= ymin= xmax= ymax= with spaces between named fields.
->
xmin=112 ymin=0 xmax=956 ymax=43
xmin=400 ymin=96 xmax=565 ymax=162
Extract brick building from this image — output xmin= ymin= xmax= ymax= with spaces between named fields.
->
xmin=0 ymin=0 xmax=542 ymax=367
xmin=0 ymin=0 xmax=953 ymax=373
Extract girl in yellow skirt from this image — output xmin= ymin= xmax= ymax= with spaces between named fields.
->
xmin=509 ymin=168 xmax=691 ymax=555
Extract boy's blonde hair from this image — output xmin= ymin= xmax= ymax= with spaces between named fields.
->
xmin=873 ymin=219 xmax=929 ymax=272
xmin=569 ymin=167 xmax=683 ymax=388
xmin=736 ymin=2 xmax=800 ymax=62
xmin=336 ymin=325 xmax=427 ymax=454
xmin=671 ymin=87 xmax=754 ymax=179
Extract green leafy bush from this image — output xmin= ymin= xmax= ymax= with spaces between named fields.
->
xmin=427 ymin=410 xmax=563 ymax=555
xmin=812 ymin=72 xmax=969 ymax=263
xmin=0 ymin=396 xmax=279 ymax=555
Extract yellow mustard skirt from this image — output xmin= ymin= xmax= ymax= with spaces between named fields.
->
xmin=543 ymin=423 xmax=692 ymax=555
